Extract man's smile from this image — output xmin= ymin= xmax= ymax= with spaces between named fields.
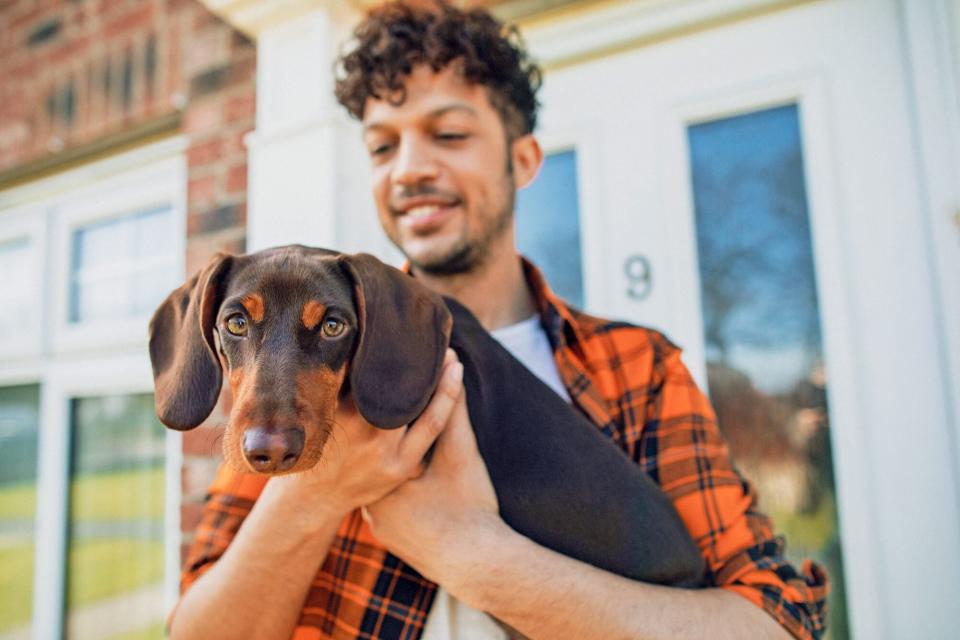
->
xmin=407 ymin=205 xmax=443 ymax=219
xmin=398 ymin=203 xmax=459 ymax=234
xmin=391 ymin=192 xmax=463 ymax=235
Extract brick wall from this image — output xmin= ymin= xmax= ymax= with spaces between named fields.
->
xmin=0 ymin=0 xmax=255 ymax=561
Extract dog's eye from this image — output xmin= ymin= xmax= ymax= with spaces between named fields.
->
xmin=321 ymin=318 xmax=345 ymax=338
xmin=225 ymin=314 xmax=248 ymax=336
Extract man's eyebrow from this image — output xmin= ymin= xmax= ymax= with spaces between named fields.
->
xmin=363 ymin=104 xmax=480 ymax=133
xmin=427 ymin=104 xmax=479 ymax=119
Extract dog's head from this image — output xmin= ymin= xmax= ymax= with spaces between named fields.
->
xmin=148 ymin=245 xmax=452 ymax=474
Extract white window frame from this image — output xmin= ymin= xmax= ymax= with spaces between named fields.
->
xmin=49 ymin=155 xmax=187 ymax=355
xmin=0 ymin=138 xmax=187 ymax=640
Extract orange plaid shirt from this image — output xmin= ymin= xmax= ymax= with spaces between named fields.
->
xmin=181 ymin=259 xmax=828 ymax=640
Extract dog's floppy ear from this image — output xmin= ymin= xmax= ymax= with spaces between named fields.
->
xmin=149 ymin=252 xmax=234 ymax=431
xmin=339 ymin=253 xmax=452 ymax=429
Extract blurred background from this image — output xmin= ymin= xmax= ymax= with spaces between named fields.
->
xmin=1 ymin=0 xmax=958 ymax=638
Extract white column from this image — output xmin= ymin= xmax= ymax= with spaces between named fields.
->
xmin=245 ymin=5 xmax=360 ymax=253
xmin=898 ymin=0 xmax=960 ymax=511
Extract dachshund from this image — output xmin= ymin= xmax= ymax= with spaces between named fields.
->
xmin=149 ymin=244 xmax=706 ymax=589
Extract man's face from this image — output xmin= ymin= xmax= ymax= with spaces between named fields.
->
xmin=362 ymin=65 xmax=517 ymax=275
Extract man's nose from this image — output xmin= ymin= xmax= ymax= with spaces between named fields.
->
xmin=391 ymin=136 xmax=439 ymax=186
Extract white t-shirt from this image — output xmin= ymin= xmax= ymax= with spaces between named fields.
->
xmin=420 ymin=314 xmax=569 ymax=640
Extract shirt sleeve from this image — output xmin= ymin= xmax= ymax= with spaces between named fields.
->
xmin=180 ymin=465 xmax=268 ymax=593
xmin=642 ymin=335 xmax=828 ymax=640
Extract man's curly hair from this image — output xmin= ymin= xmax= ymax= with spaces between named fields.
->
xmin=335 ymin=1 xmax=542 ymax=138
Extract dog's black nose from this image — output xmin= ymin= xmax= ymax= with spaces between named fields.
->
xmin=242 ymin=426 xmax=305 ymax=473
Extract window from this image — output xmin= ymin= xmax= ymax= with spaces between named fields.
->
xmin=0 ymin=384 xmax=41 ymax=635
xmin=515 ymin=149 xmax=585 ymax=308
xmin=70 ymin=206 xmax=177 ymax=323
xmin=0 ymin=239 xmax=36 ymax=336
xmin=687 ymin=104 xmax=848 ymax=637
xmin=0 ymin=139 xmax=186 ymax=639
xmin=65 ymin=393 xmax=167 ymax=639
xmin=0 ymin=211 xmax=45 ymax=358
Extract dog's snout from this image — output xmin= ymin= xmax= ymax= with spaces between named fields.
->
xmin=242 ymin=426 xmax=305 ymax=473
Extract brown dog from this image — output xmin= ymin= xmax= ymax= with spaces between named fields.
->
xmin=149 ymin=244 xmax=705 ymax=588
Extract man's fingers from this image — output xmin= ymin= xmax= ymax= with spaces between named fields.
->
xmin=431 ymin=391 xmax=478 ymax=459
xmin=442 ymin=347 xmax=457 ymax=367
xmin=399 ymin=352 xmax=463 ymax=463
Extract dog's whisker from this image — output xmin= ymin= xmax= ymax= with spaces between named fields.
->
xmin=210 ymin=430 xmax=225 ymax=457
xmin=323 ymin=421 xmax=343 ymax=456
xmin=327 ymin=418 xmax=356 ymax=450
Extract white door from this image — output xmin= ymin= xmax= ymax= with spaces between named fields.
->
xmin=523 ymin=1 xmax=960 ymax=639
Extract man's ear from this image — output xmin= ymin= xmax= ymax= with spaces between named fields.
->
xmin=511 ymin=134 xmax=544 ymax=190
xmin=149 ymin=253 xmax=234 ymax=431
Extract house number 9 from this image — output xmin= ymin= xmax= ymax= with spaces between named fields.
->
xmin=624 ymin=254 xmax=653 ymax=301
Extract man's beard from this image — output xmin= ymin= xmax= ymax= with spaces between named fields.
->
xmin=413 ymin=185 xmax=515 ymax=276
xmin=413 ymin=151 xmax=516 ymax=276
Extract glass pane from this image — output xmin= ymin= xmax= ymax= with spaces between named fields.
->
xmin=65 ymin=394 xmax=166 ymax=640
xmin=74 ymin=218 xmax=133 ymax=271
xmin=0 ymin=239 xmax=36 ymax=337
xmin=70 ymin=207 xmax=176 ymax=323
xmin=0 ymin=384 xmax=41 ymax=636
xmin=135 ymin=207 xmax=175 ymax=260
xmin=515 ymin=150 xmax=585 ymax=308
xmin=74 ymin=277 xmax=132 ymax=324
xmin=133 ymin=268 xmax=174 ymax=318
xmin=687 ymin=104 xmax=848 ymax=638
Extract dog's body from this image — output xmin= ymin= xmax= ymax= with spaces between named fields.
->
xmin=149 ymin=245 xmax=705 ymax=594
xmin=447 ymin=298 xmax=705 ymax=586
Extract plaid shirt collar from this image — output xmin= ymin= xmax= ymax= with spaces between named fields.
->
xmin=402 ymin=256 xmax=613 ymax=432
xmin=519 ymin=257 xmax=585 ymax=351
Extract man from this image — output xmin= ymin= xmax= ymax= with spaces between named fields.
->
xmin=168 ymin=3 xmax=827 ymax=639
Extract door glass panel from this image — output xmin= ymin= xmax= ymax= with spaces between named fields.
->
xmin=65 ymin=393 xmax=166 ymax=640
xmin=687 ymin=104 xmax=848 ymax=638
xmin=516 ymin=149 xmax=584 ymax=308
xmin=0 ymin=384 xmax=40 ymax=635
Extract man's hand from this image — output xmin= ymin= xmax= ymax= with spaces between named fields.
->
xmin=264 ymin=349 xmax=466 ymax=529
xmin=362 ymin=372 xmax=510 ymax=601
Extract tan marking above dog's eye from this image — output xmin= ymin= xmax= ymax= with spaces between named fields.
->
xmin=301 ymin=300 xmax=326 ymax=330
xmin=321 ymin=317 xmax=345 ymax=338
xmin=240 ymin=294 xmax=265 ymax=322
xmin=225 ymin=314 xmax=248 ymax=336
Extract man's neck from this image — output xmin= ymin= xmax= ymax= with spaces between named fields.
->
xmin=412 ymin=247 xmax=536 ymax=332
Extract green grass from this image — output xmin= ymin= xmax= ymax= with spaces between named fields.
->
xmin=70 ymin=466 xmax=165 ymax=521
xmin=0 ymin=466 xmax=167 ymax=633
xmin=0 ymin=543 xmax=34 ymax=632
xmin=0 ymin=482 xmax=37 ymax=520
xmin=768 ymin=493 xmax=839 ymax=557
xmin=0 ymin=538 xmax=165 ymax=633
xmin=0 ymin=466 xmax=165 ymax=522
xmin=67 ymin=538 xmax=166 ymax=607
